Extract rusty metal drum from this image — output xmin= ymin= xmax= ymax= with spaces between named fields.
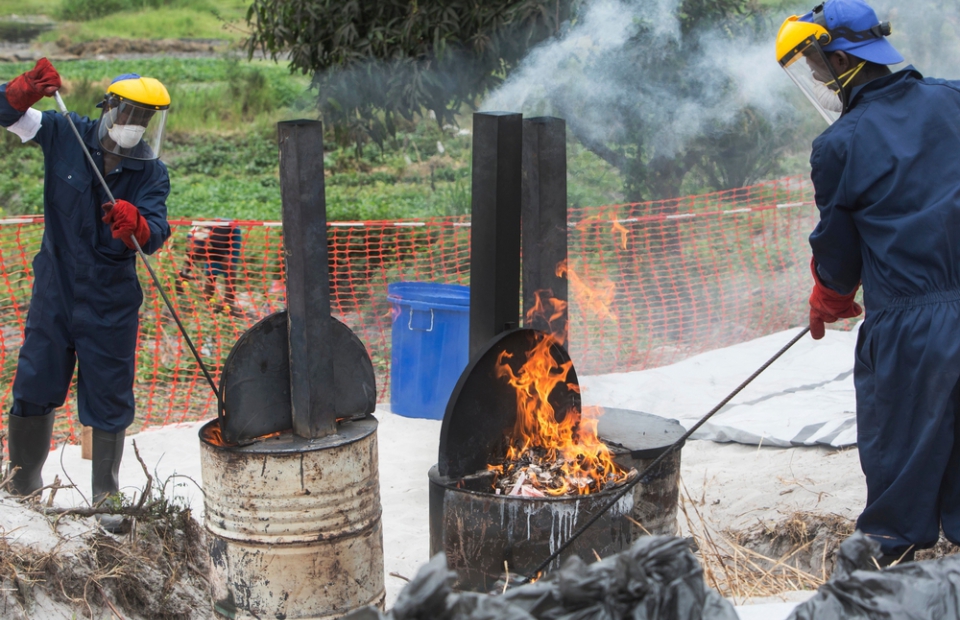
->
xmin=199 ymin=416 xmax=384 ymax=619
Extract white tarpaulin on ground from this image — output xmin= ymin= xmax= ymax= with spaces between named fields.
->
xmin=581 ymin=324 xmax=860 ymax=448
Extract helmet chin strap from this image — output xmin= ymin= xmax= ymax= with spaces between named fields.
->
xmin=837 ymin=61 xmax=867 ymax=88
xmin=823 ymin=60 xmax=867 ymax=93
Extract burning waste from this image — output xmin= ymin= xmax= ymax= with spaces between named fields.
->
xmin=487 ymin=329 xmax=631 ymax=497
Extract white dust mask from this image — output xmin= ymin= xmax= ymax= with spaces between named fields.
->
xmin=813 ymin=80 xmax=843 ymax=114
xmin=108 ymin=124 xmax=146 ymax=149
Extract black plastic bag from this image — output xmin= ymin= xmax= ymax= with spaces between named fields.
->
xmin=344 ymin=536 xmax=738 ymax=620
xmin=788 ymin=531 xmax=960 ymax=619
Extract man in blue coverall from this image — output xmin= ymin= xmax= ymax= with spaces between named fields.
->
xmin=0 ymin=59 xmax=171 ymax=526
xmin=777 ymin=0 xmax=960 ymax=564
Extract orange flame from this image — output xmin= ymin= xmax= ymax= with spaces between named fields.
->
xmin=526 ymin=289 xmax=568 ymax=345
xmin=611 ymin=218 xmax=629 ymax=250
xmin=574 ymin=209 xmax=629 ymax=250
xmin=556 ymin=260 xmax=617 ymax=322
xmin=491 ymin=331 xmax=628 ymax=496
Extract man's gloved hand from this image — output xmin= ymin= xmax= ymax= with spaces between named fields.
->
xmin=102 ymin=200 xmax=151 ymax=251
xmin=5 ymin=58 xmax=61 ymax=112
xmin=809 ymin=258 xmax=862 ymax=340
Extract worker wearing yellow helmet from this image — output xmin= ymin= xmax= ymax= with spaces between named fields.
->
xmin=0 ymin=61 xmax=172 ymax=532
xmin=775 ymin=0 xmax=902 ymax=124
xmin=96 ymin=72 xmax=170 ymax=162
xmin=777 ymin=0 xmax=960 ymax=567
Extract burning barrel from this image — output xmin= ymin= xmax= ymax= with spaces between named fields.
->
xmin=429 ymin=329 xmax=684 ymax=591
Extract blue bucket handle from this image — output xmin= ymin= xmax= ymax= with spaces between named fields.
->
xmin=408 ymin=307 xmax=435 ymax=332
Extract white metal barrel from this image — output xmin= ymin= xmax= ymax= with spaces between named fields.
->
xmin=200 ymin=417 xmax=384 ymax=619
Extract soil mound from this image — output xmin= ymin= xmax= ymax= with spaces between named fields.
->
xmin=60 ymin=37 xmax=231 ymax=57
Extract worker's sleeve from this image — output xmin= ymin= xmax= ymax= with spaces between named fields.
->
xmin=0 ymin=83 xmax=43 ymax=142
xmin=130 ymin=161 xmax=172 ymax=255
xmin=808 ymin=130 xmax=863 ymax=295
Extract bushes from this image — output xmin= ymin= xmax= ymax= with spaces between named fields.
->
xmin=58 ymin=0 xmax=175 ymax=21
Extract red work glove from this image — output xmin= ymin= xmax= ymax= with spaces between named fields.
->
xmin=5 ymin=58 xmax=61 ymax=112
xmin=809 ymin=258 xmax=862 ymax=340
xmin=102 ymin=200 xmax=151 ymax=250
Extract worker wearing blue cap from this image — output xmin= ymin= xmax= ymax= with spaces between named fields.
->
xmin=0 ymin=59 xmax=172 ymax=530
xmin=777 ymin=1 xmax=960 ymax=565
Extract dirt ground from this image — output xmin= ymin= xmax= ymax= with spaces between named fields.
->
xmin=0 ymin=37 xmax=236 ymax=63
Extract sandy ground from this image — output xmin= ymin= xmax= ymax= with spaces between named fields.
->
xmin=28 ymin=411 xmax=860 ymax=616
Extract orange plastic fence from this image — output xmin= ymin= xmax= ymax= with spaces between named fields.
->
xmin=0 ymin=176 xmax=817 ymax=441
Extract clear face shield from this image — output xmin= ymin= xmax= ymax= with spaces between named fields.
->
xmin=97 ymin=95 xmax=168 ymax=160
xmin=781 ymin=40 xmax=845 ymax=125
xmin=776 ymin=15 xmax=871 ymax=126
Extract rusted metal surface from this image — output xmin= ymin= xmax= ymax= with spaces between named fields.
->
xmin=429 ymin=407 xmax=683 ymax=592
xmin=599 ymin=408 xmax=685 ymax=537
xmin=608 ymin=444 xmax=682 ymax=537
xmin=429 ymin=465 xmax=640 ymax=592
xmin=200 ymin=417 xmax=384 ymax=619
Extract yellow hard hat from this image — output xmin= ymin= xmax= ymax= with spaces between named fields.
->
xmin=105 ymin=74 xmax=170 ymax=110
xmin=776 ymin=15 xmax=831 ymax=68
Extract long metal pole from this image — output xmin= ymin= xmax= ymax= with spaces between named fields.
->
xmin=53 ymin=92 xmax=223 ymax=407
xmin=523 ymin=326 xmax=812 ymax=581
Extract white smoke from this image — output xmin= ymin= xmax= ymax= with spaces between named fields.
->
xmin=482 ymin=0 xmax=960 ymax=162
xmin=482 ymin=0 xmax=797 ymax=160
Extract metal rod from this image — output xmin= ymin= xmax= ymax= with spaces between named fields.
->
xmin=53 ymin=91 xmax=223 ymax=407
xmin=523 ymin=326 xmax=812 ymax=581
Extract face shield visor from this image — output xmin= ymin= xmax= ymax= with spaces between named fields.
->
xmin=777 ymin=8 xmax=883 ymax=126
xmin=97 ymin=75 xmax=170 ymax=160
xmin=777 ymin=17 xmax=845 ymax=125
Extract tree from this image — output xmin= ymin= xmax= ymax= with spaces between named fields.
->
xmin=246 ymin=0 xmax=579 ymax=148
xmin=246 ymin=0 xmax=793 ymax=200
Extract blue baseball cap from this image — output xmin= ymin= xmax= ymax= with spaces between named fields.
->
xmin=95 ymin=73 xmax=143 ymax=108
xmin=801 ymin=0 xmax=904 ymax=65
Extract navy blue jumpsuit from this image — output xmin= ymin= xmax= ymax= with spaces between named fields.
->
xmin=809 ymin=67 xmax=960 ymax=554
xmin=0 ymin=86 xmax=170 ymax=434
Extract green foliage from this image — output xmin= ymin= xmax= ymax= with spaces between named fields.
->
xmin=58 ymin=0 xmax=175 ymax=22
xmin=0 ymin=56 xmax=628 ymax=223
xmin=245 ymin=0 xmax=579 ymax=148
xmin=0 ymin=133 xmax=45 ymax=216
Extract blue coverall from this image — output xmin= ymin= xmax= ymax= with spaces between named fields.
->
xmin=0 ymin=86 xmax=171 ymax=434
xmin=809 ymin=66 xmax=960 ymax=554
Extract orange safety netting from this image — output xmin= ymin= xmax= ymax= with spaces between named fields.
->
xmin=0 ymin=176 xmax=817 ymax=441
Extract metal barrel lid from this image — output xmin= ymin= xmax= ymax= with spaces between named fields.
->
xmin=596 ymin=408 xmax=686 ymax=460
xmin=218 ymin=311 xmax=377 ymax=444
xmin=437 ymin=328 xmax=580 ymax=479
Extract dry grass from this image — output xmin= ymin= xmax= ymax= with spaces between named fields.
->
xmin=0 ymin=442 xmax=210 ymax=619
xmin=677 ymin=477 xmax=852 ymax=604
xmin=676 ymin=477 xmax=960 ymax=605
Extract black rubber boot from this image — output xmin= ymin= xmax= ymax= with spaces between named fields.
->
xmin=6 ymin=411 xmax=54 ymax=496
xmin=877 ymin=548 xmax=916 ymax=568
xmin=91 ymin=428 xmax=127 ymax=533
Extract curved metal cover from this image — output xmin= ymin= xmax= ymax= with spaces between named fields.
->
xmin=437 ymin=328 xmax=580 ymax=479
xmin=596 ymin=408 xmax=686 ymax=460
xmin=219 ymin=311 xmax=377 ymax=444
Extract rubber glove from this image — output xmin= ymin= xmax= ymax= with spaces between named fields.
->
xmin=5 ymin=58 xmax=61 ymax=112
xmin=102 ymin=200 xmax=151 ymax=250
xmin=809 ymin=258 xmax=862 ymax=340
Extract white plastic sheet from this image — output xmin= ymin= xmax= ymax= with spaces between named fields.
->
xmin=581 ymin=325 xmax=860 ymax=448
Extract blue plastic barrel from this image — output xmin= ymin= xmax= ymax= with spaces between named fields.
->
xmin=388 ymin=282 xmax=470 ymax=420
